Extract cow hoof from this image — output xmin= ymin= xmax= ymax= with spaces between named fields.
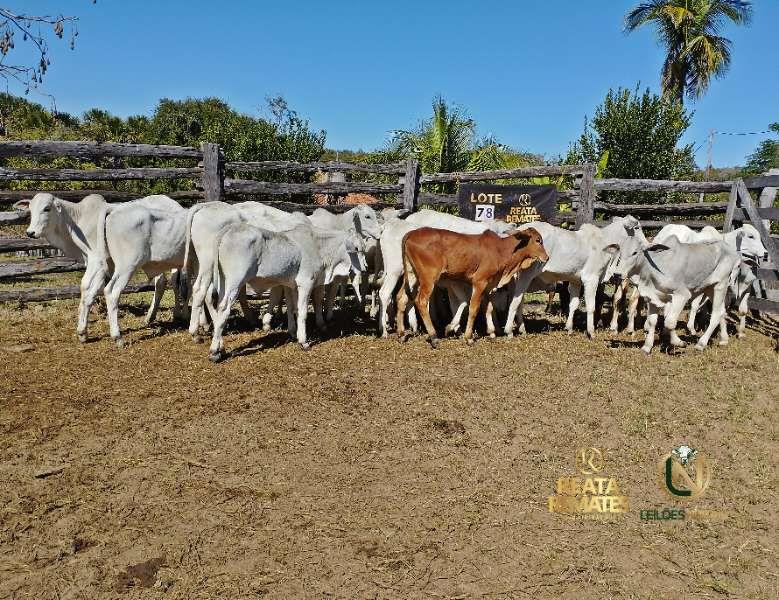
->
xmin=466 ymin=338 xmax=475 ymax=346
xmin=694 ymin=343 xmax=706 ymax=351
xmin=736 ymin=333 xmax=745 ymax=340
xmin=399 ymin=333 xmax=412 ymax=343
xmin=192 ymin=334 xmax=204 ymax=344
xmin=641 ymin=345 xmax=652 ymax=355
xmin=209 ymin=351 xmax=222 ymax=363
xmin=113 ymin=337 xmax=126 ymax=349
xmin=428 ymin=337 xmax=439 ymax=349
xmin=488 ymin=332 xmax=496 ymax=339
xmin=78 ymin=333 xmax=87 ymax=343
xmin=300 ymin=342 xmax=311 ymax=351
xmin=718 ymin=340 xmax=729 ymax=347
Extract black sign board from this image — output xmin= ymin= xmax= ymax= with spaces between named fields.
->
xmin=457 ymin=184 xmax=558 ymax=225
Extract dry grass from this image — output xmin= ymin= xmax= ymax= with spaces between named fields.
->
xmin=0 ymin=290 xmax=777 ymax=599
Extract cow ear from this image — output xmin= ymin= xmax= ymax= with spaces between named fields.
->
xmin=512 ymin=230 xmax=532 ymax=250
xmin=647 ymin=243 xmax=671 ymax=253
xmin=352 ymin=211 xmax=363 ymax=234
xmin=53 ymin=198 xmax=64 ymax=212
xmin=603 ymin=243 xmax=620 ymax=255
xmin=12 ymin=199 xmax=30 ymax=211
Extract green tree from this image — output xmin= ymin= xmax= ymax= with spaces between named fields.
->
xmin=743 ymin=123 xmax=779 ymax=175
xmin=388 ymin=96 xmax=526 ymax=192
xmin=624 ymin=0 xmax=752 ymax=103
xmin=567 ymin=86 xmax=696 ymax=201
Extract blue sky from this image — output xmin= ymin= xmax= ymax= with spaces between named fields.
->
xmin=15 ymin=1 xmax=779 ymax=167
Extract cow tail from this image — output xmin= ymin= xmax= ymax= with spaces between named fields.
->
xmin=212 ymin=225 xmax=230 ymax=307
xmin=179 ymin=203 xmax=205 ymax=300
xmin=95 ymin=204 xmax=110 ymax=280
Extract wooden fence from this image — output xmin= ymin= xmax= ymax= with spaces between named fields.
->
xmin=0 ymin=139 xmax=777 ymax=314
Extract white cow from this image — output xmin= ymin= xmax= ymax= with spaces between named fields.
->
xmin=606 ymin=231 xmax=741 ymax=354
xmin=376 ymin=209 xmax=514 ymax=338
xmin=97 ymin=195 xmax=189 ymax=346
xmin=14 ymin=193 xmax=181 ymax=342
xmin=504 ymin=216 xmax=642 ymax=338
xmin=181 ymin=201 xmax=311 ymax=340
xmin=653 ymin=223 xmax=768 ymax=338
xmin=208 ymin=223 xmax=368 ymax=361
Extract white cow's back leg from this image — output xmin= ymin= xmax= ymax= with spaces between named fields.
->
xmin=145 ymin=272 xmax=167 ymax=326
xmin=208 ymin=284 xmax=241 ymax=362
xmin=378 ymin=269 xmax=402 ymax=338
xmin=187 ymin=261 xmax=212 ymax=339
xmin=285 ymin=286 xmax=298 ymax=336
xmin=104 ymin=264 xmax=140 ymax=346
xmin=312 ymin=286 xmax=327 ymax=331
xmin=565 ymin=281 xmax=582 ymax=334
xmin=77 ymin=260 xmax=106 ymax=342
xmin=263 ymin=286 xmax=283 ymax=331
xmin=696 ymin=285 xmax=728 ymax=350
xmin=294 ymin=283 xmax=313 ymax=350
xmin=736 ymin=292 xmax=749 ymax=339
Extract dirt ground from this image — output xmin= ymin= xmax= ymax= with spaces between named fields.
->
xmin=0 ymin=292 xmax=777 ymax=599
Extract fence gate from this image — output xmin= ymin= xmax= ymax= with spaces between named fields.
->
xmin=723 ymin=177 xmax=779 ymax=315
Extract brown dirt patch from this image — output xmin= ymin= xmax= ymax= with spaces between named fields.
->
xmin=0 ymin=294 xmax=777 ymax=599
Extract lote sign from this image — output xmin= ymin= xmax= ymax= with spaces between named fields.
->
xmin=457 ymin=184 xmax=558 ymax=225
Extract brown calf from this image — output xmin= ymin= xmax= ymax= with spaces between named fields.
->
xmin=396 ymin=227 xmax=548 ymax=347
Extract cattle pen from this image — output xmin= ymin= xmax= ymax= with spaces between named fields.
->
xmin=1 ymin=139 xmax=777 ymax=312
xmin=1 ymin=140 xmax=778 ymax=599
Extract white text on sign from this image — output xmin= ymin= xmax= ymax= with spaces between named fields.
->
xmin=470 ymin=192 xmax=502 ymax=204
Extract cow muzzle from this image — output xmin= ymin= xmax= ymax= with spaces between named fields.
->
xmin=26 ymin=229 xmax=38 ymax=239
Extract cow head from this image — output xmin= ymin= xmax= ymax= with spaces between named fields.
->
xmin=605 ymin=235 xmax=672 ymax=279
xmin=343 ymin=231 xmax=368 ymax=273
xmin=512 ymin=227 xmax=548 ymax=270
xmin=13 ymin=192 xmax=60 ymax=238
xmin=351 ymin=204 xmax=381 ymax=239
xmin=735 ymin=224 xmax=768 ymax=261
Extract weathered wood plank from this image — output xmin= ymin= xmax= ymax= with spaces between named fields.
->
xmin=594 ymin=179 xmax=732 ymax=193
xmin=0 ymin=237 xmax=53 ymax=252
xmin=733 ymin=207 xmax=779 ymax=221
xmin=226 ymin=160 xmax=407 ymax=175
xmin=224 ymin=178 xmax=402 ymax=196
xmin=0 ymin=140 xmax=202 ymax=160
xmin=747 ymin=297 xmax=779 ymax=314
xmin=0 ymin=189 xmax=205 ymax=203
xmin=402 ymin=159 xmax=421 ymax=212
xmin=0 ymin=167 xmax=202 ymax=181
xmin=737 ymin=180 xmax=779 ymax=266
xmin=595 ymin=201 xmax=729 ymax=216
xmin=0 ymin=257 xmax=84 ymax=279
xmin=723 ymin=183 xmax=738 ymax=233
xmin=200 ymin=142 xmax=223 ymax=203
xmin=574 ymin=164 xmax=596 ymax=229
xmin=0 ymin=281 xmax=155 ymax=303
xmin=419 ymin=165 xmax=587 ymax=184
xmin=0 ymin=210 xmax=29 ymax=225
xmin=742 ymin=175 xmax=779 ymax=189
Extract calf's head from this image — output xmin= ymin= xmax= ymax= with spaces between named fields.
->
xmin=605 ymin=234 xmax=671 ymax=279
xmin=511 ymin=227 xmax=548 ymax=268
xmin=352 ymin=205 xmax=381 ymax=239
xmin=736 ymin=224 xmax=768 ymax=261
xmin=13 ymin=192 xmax=59 ymax=238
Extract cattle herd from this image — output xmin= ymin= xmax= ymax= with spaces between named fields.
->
xmin=13 ymin=192 xmax=769 ymax=360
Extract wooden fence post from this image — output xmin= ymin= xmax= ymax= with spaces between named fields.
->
xmin=402 ymin=159 xmax=420 ymax=212
xmin=574 ymin=163 xmax=596 ymax=229
xmin=722 ymin=182 xmax=739 ymax=233
xmin=200 ymin=142 xmax=224 ymax=202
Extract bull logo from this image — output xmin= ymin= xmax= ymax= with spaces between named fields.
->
xmin=576 ymin=447 xmax=604 ymax=475
xmin=658 ymin=445 xmax=712 ymax=500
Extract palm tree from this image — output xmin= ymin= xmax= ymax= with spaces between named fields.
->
xmin=625 ymin=1 xmax=752 ymax=103
xmin=389 ymin=96 xmax=515 ymax=191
